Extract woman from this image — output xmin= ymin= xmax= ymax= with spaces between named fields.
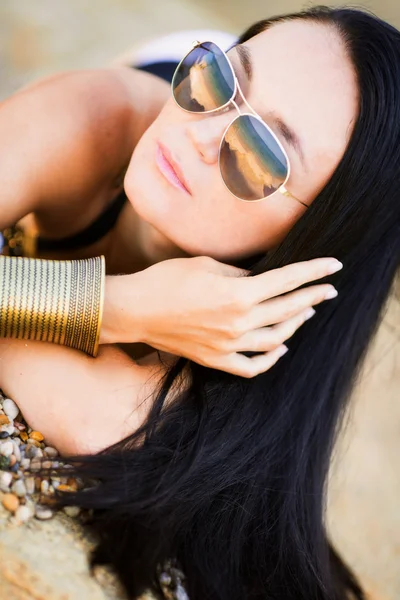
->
xmin=0 ymin=5 xmax=398 ymax=600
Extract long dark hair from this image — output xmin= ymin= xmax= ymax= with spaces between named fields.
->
xmin=53 ymin=7 xmax=400 ymax=600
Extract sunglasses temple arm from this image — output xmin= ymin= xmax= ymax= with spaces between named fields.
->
xmin=234 ymin=80 xmax=259 ymax=116
xmin=280 ymin=186 xmax=309 ymax=208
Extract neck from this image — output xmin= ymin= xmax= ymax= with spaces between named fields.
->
xmin=137 ymin=218 xmax=190 ymax=264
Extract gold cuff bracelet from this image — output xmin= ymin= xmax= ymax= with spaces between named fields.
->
xmin=0 ymin=255 xmax=105 ymax=357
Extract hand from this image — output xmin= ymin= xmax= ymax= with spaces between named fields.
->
xmin=101 ymin=256 xmax=342 ymax=378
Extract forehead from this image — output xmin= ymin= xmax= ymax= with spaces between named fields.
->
xmin=231 ymin=19 xmax=358 ymax=178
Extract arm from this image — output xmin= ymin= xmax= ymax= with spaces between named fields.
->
xmin=0 ymin=337 xmax=168 ymax=456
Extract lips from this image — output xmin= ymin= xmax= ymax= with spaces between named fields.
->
xmin=156 ymin=141 xmax=192 ymax=195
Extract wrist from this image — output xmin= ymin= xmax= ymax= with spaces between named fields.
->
xmin=0 ymin=255 xmax=104 ymax=357
xmin=100 ymin=273 xmax=145 ymax=345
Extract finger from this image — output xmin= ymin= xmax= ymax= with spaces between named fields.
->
xmin=230 ymin=307 xmax=316 ymax=353
xmin=237 ymin=257 xmax=342 ymax=305
xmin=249 ymin=284 xmax=337 ymax=329
xmin=196 ymin=256 xmax=250 ymax=278
xmin=216 ymin=344 xmax=289 ymax=378
xmin=222 ymin=264 xmax=250 ymax=278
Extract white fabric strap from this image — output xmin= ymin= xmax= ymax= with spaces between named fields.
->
xmin=132 ymin=29 xmax=238 ymax=66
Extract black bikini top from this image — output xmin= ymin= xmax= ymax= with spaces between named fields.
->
xmin=37 ymin=190 xmax=128 ymax=252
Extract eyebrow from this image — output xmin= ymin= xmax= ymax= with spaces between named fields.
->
xmin=235 ymin=44 xmax=253 ymax=81
xmin=234 ymin=44 xmax=307 ymax=170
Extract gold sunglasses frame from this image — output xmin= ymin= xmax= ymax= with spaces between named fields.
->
xmin=171 ymin=40 xmax=308 ymax=208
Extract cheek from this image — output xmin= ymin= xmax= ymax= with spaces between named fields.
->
xmin=163 ymin=197 xmax=304 ymax=260
xmin=200 ymin=202 xmax=304 ymax=259
xmin=124 ymin=119 xmax=171 ymax=222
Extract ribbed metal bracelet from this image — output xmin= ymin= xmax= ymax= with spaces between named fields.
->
xmin=0 ymin=255 xmax=105 ymax=357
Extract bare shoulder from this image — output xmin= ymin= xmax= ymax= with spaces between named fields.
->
xmin=0 ymin=67 xmax=169 ymax=229
xmin=0 ymin=338 xmax=176 ymax=456
xmin=109 ymin=65 xmax=171 ymax=136
xmin=23 ymin=68 xmax=166 ymax=205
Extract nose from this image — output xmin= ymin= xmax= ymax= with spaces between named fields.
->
xmin=185 ymin=110 xmax=234 ymax=165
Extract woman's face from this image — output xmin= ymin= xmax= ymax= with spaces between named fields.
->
xmin=124 ymin=19 xmax=358 ymax=262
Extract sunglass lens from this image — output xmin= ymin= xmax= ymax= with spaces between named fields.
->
xmin=172 ymin=41 xmax=235 ymax=112
xmin=219 ymin=115 xmax=289 ymax=201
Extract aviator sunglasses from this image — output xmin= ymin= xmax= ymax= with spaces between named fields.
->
xmin=171 ymin=41 xmax=308 ymax=207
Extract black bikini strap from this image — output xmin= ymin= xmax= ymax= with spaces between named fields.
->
xmin=37 ymin=191 xmax=128 ymax=252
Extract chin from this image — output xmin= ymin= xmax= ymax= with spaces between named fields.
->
xmin=124 ymin=155 xmax=190 ymax=261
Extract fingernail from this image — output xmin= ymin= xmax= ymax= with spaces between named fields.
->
xmin=278 ymin=345 xmax=289 ymax=357
xmin=325 ymin=287 xmax=338 ymax=300
xmin=327 ymin=260 xmax=343 ymax=274
xmin=304 ymin=307 xmax=316 ymax=320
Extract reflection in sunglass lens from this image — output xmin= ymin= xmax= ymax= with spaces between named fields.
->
xmin=172 ymin=41 xmax=235 ymax=112
xmin=219 ymin=115 xmax=288 ymax=201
